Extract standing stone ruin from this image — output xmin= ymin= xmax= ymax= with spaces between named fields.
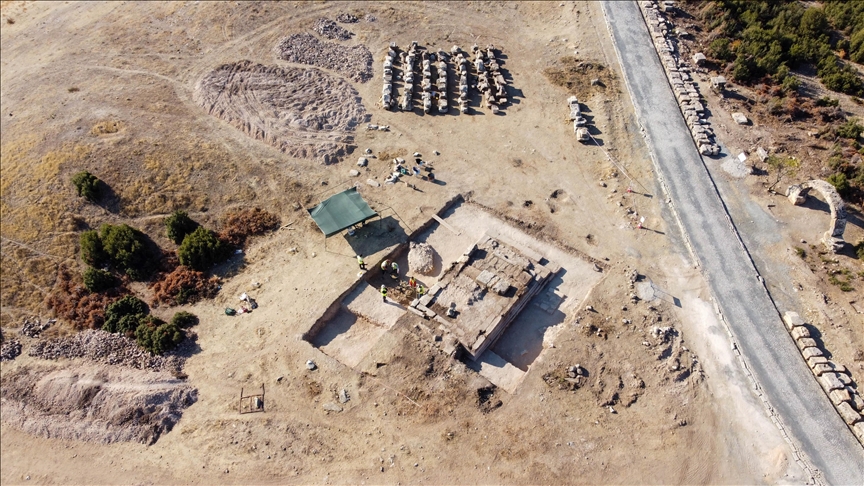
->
xmin=786 ymin=180 xmax=847 ymax=252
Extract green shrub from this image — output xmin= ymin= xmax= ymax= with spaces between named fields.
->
xmin=100 ymin=224 xmax=151 ymax=280
xmin=856 ymin=240 xmax=864 ymax=260
xmin=781 ymin=75 xmax=800 ymax=93
xmin=170 ymin=311 xmax=198 ymax=328
xmin=836 ymin=118 xmax=863 ymax=140
xmin=79 ymin=230 xmax=105 ymax=266
xmin=827 ymin=172 xmax=850 ymax=196
xmin=816 ymin=96 xmax=840 ymax=107
xmin=178 ymin=227 xmax=230 ymax=271
xmin=103 ymin=295 xmax=147 ymax=334
xmin=83 ymin=267 xmax=116 ymax=293
xmin=794 ymin=247 xmax=806 ymax=259
xmin=165 ymin=210 xmax=199 ymax=245
xmin=135 ymin=316 xmax=184 ymax=355
xmin=71 ymin=170 xmax=101 ymax=202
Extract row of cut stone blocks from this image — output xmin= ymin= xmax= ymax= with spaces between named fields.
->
xmin=783 ymin=311 xmax=864 ymax=443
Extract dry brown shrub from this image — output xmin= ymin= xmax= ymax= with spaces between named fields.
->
xmin=45 ymin=267 xmax=127 ymax=330
xmin=543 ymin=56 xmax=616 ymax=95
xmin=150 ymin=266 xmax=221 ymax=307
xmin=218 ymin=207 xmax=280 ymax=247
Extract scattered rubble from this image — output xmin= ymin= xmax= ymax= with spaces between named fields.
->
xmin=28 ymin=329 xmax=186 ymax=373
xmin=1 ymin=340 xmax=22 ymax=361
xmin=20 ymin=318 xmax=54 ymax=338
xmin=335 ymin=12 xmax=358 ymax=24
xmin=274 ymin=33 xmax=373 ymax=83
xmin=312 ymin=18 xmax=352 ymax=41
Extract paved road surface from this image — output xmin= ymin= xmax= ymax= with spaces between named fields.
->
xmin=601 ymin=2 xmax=864 ymax=484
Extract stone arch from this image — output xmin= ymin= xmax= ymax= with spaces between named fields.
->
xmin=786 ymin=180 xmax=846 ymax=252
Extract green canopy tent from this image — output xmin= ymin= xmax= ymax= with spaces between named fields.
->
xmin=309 ymin=187 xmax=379 ymax=237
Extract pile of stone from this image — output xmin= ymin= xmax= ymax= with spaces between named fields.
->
xmin=335 ymin=12 xmax=358 ymax=23
xmin=20 ymin=318 xmax=54 ymax=338
xmin=274 ymin=33 xmax=373 ymax=83
xmin=476 ymin=44 xmax=507 ymax=113
xmin=452 ymin=46 xmax=471 ymax=113
xmin=408 ymin=242 xmax=436 ymax=275
xmin=421 ymin=51 xmax=434 ymax=113
xmin=783 ymin=312 xmax=864 ymax=444
xmin=1 ymin=340 xmax=22 ymax=361
xmin=381 ymin=43 xmax=396 ymax=109
xmin=400 ymin=42 xmax=418 ymax=111
xmin=312 ymin=17 xmax=352 ymax=41
xmin=640 ymin=1 xmax=721 ymax=156
xmin=29 ymin=329 xmax=185 ymax=372
xmin=435 ymin=50 xmax=449 ymax=113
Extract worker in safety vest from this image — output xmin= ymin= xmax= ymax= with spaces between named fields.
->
xmin=357 ymin=254 xmax=366 ymax=270
xmin=417 ymin=285 xmax=426 ymax=297
xmin=381 ymin=259 xmax=390 ymax=272
xmin=391 ymin=261 xmax=399 ymax=275
xmin=380 ymin=285 xmax=388 ymax=302
xmin=408 ymin=276 xmax=417 ymax=288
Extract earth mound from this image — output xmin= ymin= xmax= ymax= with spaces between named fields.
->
xmin=194 ymin=60 xmax=366 ymax=164
xmin=1 ymin=365 xmax=197 ymax=445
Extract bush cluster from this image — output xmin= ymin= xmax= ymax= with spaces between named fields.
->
xmin=178 ymin=226 xmax=231 ymax=271
xmin=704 ymin=1 xmax=863 ymax=96
xmin=101 ymin=294 xmax=197 ymax=355
xmin=83 ymin=267 xmax=116 ymax=293
xmin=79 ymin=224 xmax=155 ymax=280
xmin=219 ymin=207 xmax=281 ymax=247
xmin=165 ymin=210 xmax=199 ymax=245
xmin=71 ymin=170 xmax=102 ymax=202
xmin=150 ymin=266 xmax=221 ymax=306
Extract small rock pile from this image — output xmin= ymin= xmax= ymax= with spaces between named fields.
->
xmin=274 ymin=33 xmax=373 ymax=83
xmin=335 ymin=12 xmax=358 ymax=23
xmin=21 ymin=318 xmax=54 ymax=338
xmin=1 ymin=340 xmax=22 ymax=361
xmin=313 ymin=18 xmax=352 ymax=41
xmin=408 ymin=242 xmax=436 ymax=275
xmin=29 ymin=329 xmax=184 ymax=372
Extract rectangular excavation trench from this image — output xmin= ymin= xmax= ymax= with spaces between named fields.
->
xmin=303 ymin=200 xmax=602 ymax=393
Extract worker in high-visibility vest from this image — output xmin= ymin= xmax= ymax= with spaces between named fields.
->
xmin=391 ymin=261 xmax=399 ymax=275
xmin=357 ymin=254 xmax=366 ymax=270
xmin=409 ymin=276 xmax=417 ymax=288
xmin=380 ymin=285 xmax=388 ymax=302
xmin=381 ymin=259 xmax=390 ymax=272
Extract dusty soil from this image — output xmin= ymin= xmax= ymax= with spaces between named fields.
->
xmin=0 ymin=1 xmax=819 ymax=484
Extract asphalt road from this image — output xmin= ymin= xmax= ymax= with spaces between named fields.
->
xmin=601 ymin=2 xmax=864 ymax=484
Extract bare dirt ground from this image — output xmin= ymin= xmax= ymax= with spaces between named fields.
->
xmin=0 ymin=1 xmax=817 ymax=484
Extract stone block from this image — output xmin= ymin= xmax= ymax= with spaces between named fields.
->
xmin=782 ymin=311 xmax=805 ymax=330
xmin=836 ymin=401 xmax=862 ymax=425
xmin=853 ymin=422 xmax=864 ymax=443
xmin=731 ymin=112 xmax=749 ymax=125
xmin=428 ymin=284 xmax=441 ymax=296
xmin=850 ymin=390 xmax=864 ymax=412
xmin=801 ymin=347 xmax=823 ymax=360
xmin=408 ymin=306 xmax=426 ymax=318
xmin=418 ymin=294 xmax=434 ymax=307
xmin=838 ymin=373 xmax=852 ymax=386
xmin=807 ymin=355 xmax=829 ymax=368
xmin=819 ymin=372 xmax=845 ymax=392
xmin=790 ymin=326 xmax=810 ymax=340
xmin=796 ymin=338 xmax=818 ymax=350
xmin=812 ymin=363 xmax=834 ymax=376
xmin=829 ymin=388 xmax=851 ymax=405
